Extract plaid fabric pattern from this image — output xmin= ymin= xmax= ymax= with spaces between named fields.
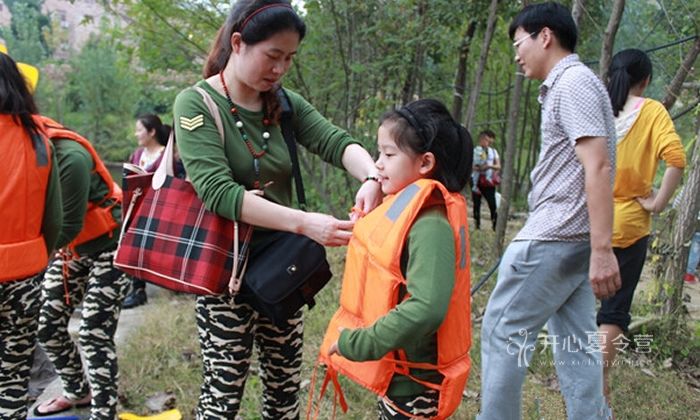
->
xmin=115 ymin=175 xmax=252 ymax=295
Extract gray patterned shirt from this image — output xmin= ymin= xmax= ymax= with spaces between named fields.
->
xmin=515 ymin=54 xmax=616 ymax=242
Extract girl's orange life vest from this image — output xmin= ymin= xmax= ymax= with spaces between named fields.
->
xmin=0 ymin=115 xmax=52 ymax=282
xmin=39 ymin=116 xmax=122 ymax=254
xmin=316 ymin=179 xmax=471 ymax=419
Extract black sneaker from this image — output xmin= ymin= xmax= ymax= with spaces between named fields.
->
xmin=123 ymin=289 xmax=148 ymax=309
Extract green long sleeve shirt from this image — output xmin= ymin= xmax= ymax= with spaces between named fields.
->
xmin=173 ymin=82 xmax=359 ymax=224
xmin=42 ymin=143 xmax=63 ymax=253
xmin=338 ymin=207 xmax=456 ymax=397
xmin=53 ymin=139 xmax=120 ymax=255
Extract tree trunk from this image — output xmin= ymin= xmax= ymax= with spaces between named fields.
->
xmin=495 ymin=64 xmax=525 ymax=254
xmin=514 ymin=79 xmax=532 ymax=197
xmin=571 ymin=0 xmax=587 ymax=29
xmin=598 ymin=0 xmax=625 ymax=81
xmin=662 ymin=35 xmax=700 ymax=110
xmin=327 ymin=0 xmax=352 ymax=126
xmin=656 ymin=112 xmax=700 ymax=318
xmin=463 ymin=0 xmax=499 ymax=132
xmin=451 ymin=20 xmax=477 ymax=121
xmin=401 ymin=0 xmax=428 ymax=105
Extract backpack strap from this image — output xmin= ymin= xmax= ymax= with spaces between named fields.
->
xmin=276 ymin=88 xmax=306 ymax=210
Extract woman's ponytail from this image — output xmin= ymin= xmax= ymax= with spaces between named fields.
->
xmin=606 ymin=49 xmax=653 ymax=117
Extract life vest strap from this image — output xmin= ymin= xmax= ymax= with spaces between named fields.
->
xmin=307 ymin=364 xmax=348 ymax=420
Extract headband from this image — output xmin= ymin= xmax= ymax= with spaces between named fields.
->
xmin=396 ymin=107 xmax=432 ymax=150
xmin=240 ymin=3 xmax=293 ymax=32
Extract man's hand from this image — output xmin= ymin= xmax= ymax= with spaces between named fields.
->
xmin=589 ymin=248 xmax=621 ymax=299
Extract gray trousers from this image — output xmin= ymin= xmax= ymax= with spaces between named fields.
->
xmin=478 ymin=240 xmax=609 ymax=420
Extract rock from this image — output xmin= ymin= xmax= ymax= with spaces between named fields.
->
xmin=145 ymin=391 xmax=177 ymax=412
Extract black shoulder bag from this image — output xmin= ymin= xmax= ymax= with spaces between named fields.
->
xmin=239 ymin=88 xmax=333 ymax=326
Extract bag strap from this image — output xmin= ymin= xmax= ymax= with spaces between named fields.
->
xmin=195 ymin=86 xmax=225 ymax=141
xmin=153 ymin=86 xmax=225 ymax=188
xmin=276 ymin=88 xmax=307 ymax=210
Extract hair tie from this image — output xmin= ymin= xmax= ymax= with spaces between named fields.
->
xmin=240 ymin=3 xmax=293 ymax=32
xmin=396 ymin=107 xmax=432 ymax=150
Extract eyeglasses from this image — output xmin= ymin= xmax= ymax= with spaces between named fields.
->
xmin=513 ymin=31 xmax=538 ymax=50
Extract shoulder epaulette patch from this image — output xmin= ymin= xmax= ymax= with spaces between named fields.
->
xmin=180 ymin=115 xmax=204 ymax=131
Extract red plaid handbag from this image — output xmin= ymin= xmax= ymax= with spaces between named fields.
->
xmin=114 ymin=87 xmax=252 ymax=295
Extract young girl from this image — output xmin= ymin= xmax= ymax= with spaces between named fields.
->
xmin=321 ymin=99 xmax=473 ymax=419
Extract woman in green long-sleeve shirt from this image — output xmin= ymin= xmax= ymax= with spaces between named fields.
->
xmin=173 ymin=1 xmax=381 ymax=418
xmin=34 ymin=123 xmax=129 ymax=419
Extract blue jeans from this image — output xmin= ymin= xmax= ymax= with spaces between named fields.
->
xmin=687 ymin=232 xmax=700 ymax=275
xmin=478 ymin=240 xmax=608 ymax=420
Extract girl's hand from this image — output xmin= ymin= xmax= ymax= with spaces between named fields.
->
xmin=354 ymin=179 xmax=383 ymax=215
xmin=301 ymin=212 xmax=354 ymax=246
xmin=328 ymin=341 xmax=340 ymax=356
xmin=328 ymin=327 xmax=347 ymax=356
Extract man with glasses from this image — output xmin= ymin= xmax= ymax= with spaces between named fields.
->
xmin=477 ymin=3 xmax=619 ymax=419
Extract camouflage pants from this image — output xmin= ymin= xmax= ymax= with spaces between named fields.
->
xmin=37 ymin=248 xmax=129 ymax=420
xmin=195 ymin=294 xmax=304 ymax=420
xmin=377 ymin=390 xmax=440 ymax=419
xmin=0 ymin=274 xmax=42 ymax=420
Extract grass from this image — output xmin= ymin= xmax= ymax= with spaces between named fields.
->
xmin=118 ymin=220 xmax=700 ymax=419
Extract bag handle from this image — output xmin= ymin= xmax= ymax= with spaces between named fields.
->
xmin=153 ymin=86 xmax=225 ymax=189
xmin=190 ymin=86 xmax=253 ymax=294
xmin=151 ymin=84 xmax=248 ymax=294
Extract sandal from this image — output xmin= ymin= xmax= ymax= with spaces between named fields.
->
xmin=32 ymin=395 xmax=91 ymax=417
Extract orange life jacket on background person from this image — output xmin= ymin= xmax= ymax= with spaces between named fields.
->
xmin=0 ymin=115 xmax=52 ymax=282
xmin=313 ymin=179 xmax=472 ymax=420
xmin=39 ymin=116 xmax=122 ymax=255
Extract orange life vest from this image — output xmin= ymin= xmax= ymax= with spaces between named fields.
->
xmin=315 ymin=179 xmax=471 ymax=419
xmin=39 ymin=116 xmax=122 ymax=254
xmin=0 ymin=115 xmax=52 ymax=282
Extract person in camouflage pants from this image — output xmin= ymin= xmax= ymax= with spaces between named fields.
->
xmin=0 ymin=275 xmax=44 ymax=419
xmin=36 ymin=249 xmax=128 ymax=419
xmin=195 ymin=296 xmax=304 ymax=419
xmin=0 ymin=47 xmax=63 ymax=420
xmin=33 ymin=119 xmax=127 ymax=420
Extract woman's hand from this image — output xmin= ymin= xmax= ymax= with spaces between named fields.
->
xmin=300 ymin=212 xmax=354 ymax=246
xmin=636 ymin=191 xmax=658 ymax=213
xmin=354 ymin=179 xmax=383 ymax=215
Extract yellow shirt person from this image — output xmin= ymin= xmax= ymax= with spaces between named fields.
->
xmin=612 ymin=98 xmax=686 ymax=248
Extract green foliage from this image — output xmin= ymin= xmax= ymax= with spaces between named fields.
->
xmin=106 ymin=0 xmax=227 ymax=73
xmin=0 ymin=0 xmax=49 ymax=64
xmin=15 ymin=0 xmax=700 ymax=205
xmin=35 ymin=33 xmax=140 ymax=161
